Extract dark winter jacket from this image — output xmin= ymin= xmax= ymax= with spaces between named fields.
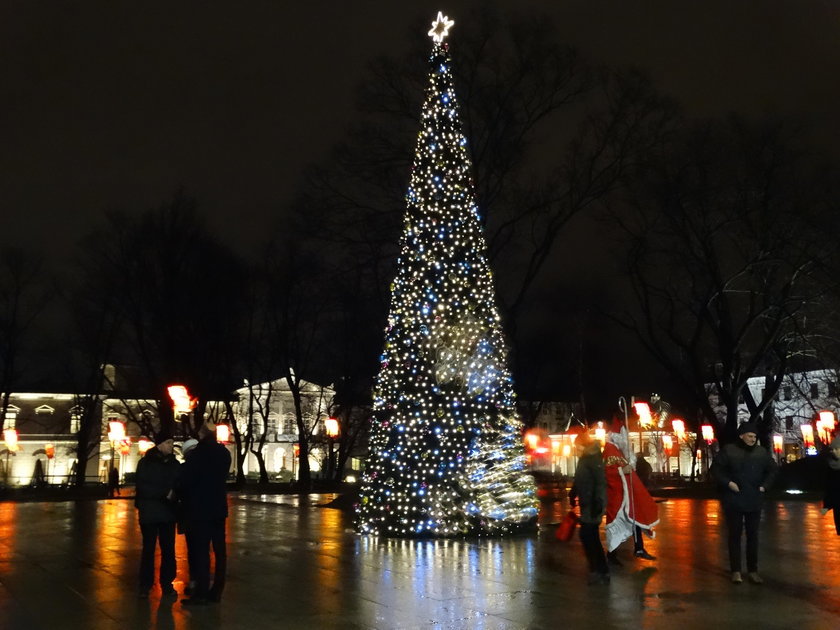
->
xmin=712 ymin=440 xmax=777 ymax=512
xmin=570 ymin=443 xmax=607 ymax=525
xmin=177 ymin=437 xmax=231 ymax=522
xmin=135 ymin=447 xmax=180 ymax=525
xmin=824 ymin=454 xmax=840 ymax=511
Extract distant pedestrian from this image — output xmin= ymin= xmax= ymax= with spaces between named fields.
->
xmin=135 ymin=431 xmax=180 ymax=598
xmin=178 ymin=422 xmax=231 ymax=606
xmin=821 ymin=435 xmax=840 ymax=534
xmin=569 ymin=431 xmax=609 ymax=585
xmin=711 ymin=422 xmax=777 ymax=584
xmin=107 ymin=466 xmax=121 ymax=498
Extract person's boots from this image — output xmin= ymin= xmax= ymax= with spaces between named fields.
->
xmin=607 ymin=550 xmax=622 ymax=566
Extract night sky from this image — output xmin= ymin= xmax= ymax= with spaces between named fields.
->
xmin=3 ymin=1 xmax=839 ymax=402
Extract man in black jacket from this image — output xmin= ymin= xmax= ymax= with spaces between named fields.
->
xmin=178 ymin=422 xmax=231 ymax=606
xmin=135 ymin=431 xmax=180 ymax=598
xmin=712 ymin=422 xmax=777 ymax=585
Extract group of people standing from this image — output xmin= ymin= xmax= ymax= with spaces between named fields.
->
xmin=134 ymin=421 xmax=232 ymax=605
xmin=571 ymin=416 xmax=783 ymax=586
xmin=570 ymin=417 xmax=659 ymax=585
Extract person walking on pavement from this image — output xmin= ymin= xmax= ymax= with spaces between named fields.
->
xmin=178 ymin=421 xmax=231 ymax=606
xmin=712 ymin=421 xmax=777 ymax=584
xmin=603 ymin=419 xmax=658 ymax=565
xmin=569 ymin=431 xmax=610 ymax=585
xmin=135 ymin=431 xmax=180 ymax=598
xmin=107 ymin=466 xmax=121 ymax=498
xmin=821 ymin=434 xmax=840 ymax=534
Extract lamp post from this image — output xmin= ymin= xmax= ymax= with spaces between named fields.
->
xmin=325 ymin=417 xmax=339 ymax=481
xmin=3 ymin=428 xmax=18 ymax=483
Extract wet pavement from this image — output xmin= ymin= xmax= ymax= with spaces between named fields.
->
xmin=0 ymin=492 xmax=839 ymax=629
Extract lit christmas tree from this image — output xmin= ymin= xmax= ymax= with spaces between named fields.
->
xmin=357 ymin=12 xmax=538 ymax=537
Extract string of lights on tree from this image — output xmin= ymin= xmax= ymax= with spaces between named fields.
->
xmin=356 ymin=12 xmax=538 ymax=537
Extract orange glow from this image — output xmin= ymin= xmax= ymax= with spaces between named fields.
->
xmin=138 ymin=438 xmax=154 ymax=454
xmin=44 ymin=443 xmax=55 ymax=459
xmin=215 ymin=424 xmax=230 ymax=443
xmin=818 ymin=411 xmax=836 ymax=442
xmin=772 ymin=435 xmax=784 ymax=454
xmin=701 ymin=424 xmax=715 ymax=444
xmin=594 ymin=426 xmax=606 ymax=445
xmin=562 ymin=444 xmax=571 ymax=457
xmin=325 ymin=417 xmax=340 ymax=438
xmin=107 ymin=419 xmax=125 ymax=442
xmin=801 ymin=424 xmax=815 ymax=449
xmin=634 ymin=402 xmax=653 ymax=428
xmin=672 ymin=419 xmax=685 ymax=440
xmin=3 ymin=428 xmax=18 ymax=450
xmin=662 ymin=435 xmax=673 ymax=453
xmin=167 ymin=384 xmax=197 ymax=413
xmin=524 ymin=430 xmax=539 ymax=451
xmin=293 ymin=443 xmax=300 ymax=457
xmin=119 ymin=439 xmax=131 ymax=455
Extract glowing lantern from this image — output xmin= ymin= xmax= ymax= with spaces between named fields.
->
xmin=701 ymin=424 xmax=715 ymax=444
xmin=662 ymin=435 xmax=673 ymax=454
xmin=119 ymin=439 xmax=131 ymax=455
xmin=167 ymin=385 xmax=197 ymax=414
xmin=3 ymin=428 xmax=19 ymax=451
xmin=634 ymin=402 xmax=653 ymax=428
xmin=215 ymin=424 xmax=230 ymax=444
xmin=561 ymin=444 xmax=571 ymax=457
xmin=672 ymin=419 xmax=686 ymax=441
xmin=524 ymin=430 xmax=539 ymax=451
xmin=44 ymin=443 xmax=55 ymax=459
xmin=107 ymin=420 xmax=125 ymax=443
xmin=325 ymin=417 xmax=340 ymax=438
xmin=801 ymin=424 xmax=815 ymax=449
xmin=818 ymin=411 xmax=836 ymax=442
xmin=138 ymin=438 xmax=154 ymax=455
xmin=772 ymin=435 xmax=784 ymax=454
xmin=293 ymin=443 xmax=300 ymax=457
xmin=594 ymin=426 xmax=606 ymax=445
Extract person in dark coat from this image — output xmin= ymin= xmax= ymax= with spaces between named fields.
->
xmin=712 ymin=422 xmax=777 ymax=585
xmin=821 ymin=434 xmax=840 ymax=534
xmin=569 ymin=432 xmax=609 ymax=585
xmin=178 ymin=422 xmax=231 ymax=606
xmin=135 ymin=431 xmax=180 ymax=598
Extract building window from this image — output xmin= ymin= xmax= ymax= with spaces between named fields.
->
xmin=785 ymin=416 xmax=794 ymax=431
xmin=4 ymin=406 xmax=20 ymax=430
xmin=283 ymin=413 xmax=296 ymax=435
xmin=811 ymin=384 xmax=819 ymax=399
xmin=70 ymin=406 xmax=82 ymax=433
xmin=829 ymin=382 xmax=838 ymax=398
xmin=784 ymin=387 xmax=792 ymax=401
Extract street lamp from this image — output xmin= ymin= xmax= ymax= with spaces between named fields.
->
xmin=106 ymin=419 xmax=125 ymax=473
xmin=325 ymin=417 xmax=339 ymax=481
xmin=3 ymin=428 xmax=18 ymax=483
xmin=671 ymin=419 xmax=685 ymax=478
xmin=167 ymin=384 xmax=196 ymax=435
xmin=801 ymin=424 xmax=815 ymax=454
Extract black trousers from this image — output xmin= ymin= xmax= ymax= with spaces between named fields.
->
xmin=139 ymin=522 xmax=176 ymax=590
xmin=579 ymin=522 xmax=608 ymax=575
xmin=189 ymin=519 xmax=227 ymax=599
xmin=725 ymin=508 xmax=761 ymax=572
xmin=833 ymin=508 xmax=840 ymax=536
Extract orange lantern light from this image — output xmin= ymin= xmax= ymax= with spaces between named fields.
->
xmin=107 ymin=419 xmax=125 ymax=443
xmin=215 ymin=424 xmax=230 ymax=444
xmin=524 ymin=430 xmax=539 ymax=451
xmin=561 ymin=444 xmax=571 ymax=457
xmin=293 ymin=443 xmax=300 ymax=458
xmin=138 ymin=438 xmax=154 ymax=455
xmin=819 ymin=411 xmax=836 ymax=440
xmin=167 ymin=385 xmax=197 ymax=414
xmin=325 ymin=417 xmax=339 ymax=439
xmin=119 ymin=439 xmax=131 ymax=455
xmin=44 ymin=443 xmax=55 ymax=459
xmin=4 ymin=428 xmax=19 ymax=451
xmin=662 ymin=435 xmax=673 ymax=453
xmin=801 ymin=424 xmax=815 ymax=449
xmin=634 ymin=402 xmax=653 ymax=428
xmin=772 ymin=434 xmax=784 ymax=454
xmin=594 ymin=426 xmax=606 ymax=445
xmin=671 ymin=419 xmax=686 ymax=441
xmin=701 ymin=424 xmax=715 ymax=444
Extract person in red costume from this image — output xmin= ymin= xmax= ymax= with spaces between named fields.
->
xmin=603 ymin=417 xmax=659 ymax=564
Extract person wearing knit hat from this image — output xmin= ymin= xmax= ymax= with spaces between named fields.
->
xmin=135 ymin=430 xmax=180 ymax=599
xmin=820 ymin=434 xmax=840 ymax=535
xmin=711 ymin=422 xmax=777 ymax=585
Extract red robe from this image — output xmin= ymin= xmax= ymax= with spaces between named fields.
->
xmin=602 ymin=441 xmax=659 ymax=552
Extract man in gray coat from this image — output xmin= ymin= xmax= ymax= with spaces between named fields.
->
xmin=712 ymin=422 xmax=777 ymax=584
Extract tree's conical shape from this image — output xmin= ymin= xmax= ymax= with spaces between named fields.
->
xmin=356 ymin=21 xmax=538 ymax=537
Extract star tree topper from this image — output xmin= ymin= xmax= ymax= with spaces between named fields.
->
xmin=428 ymin=11 xmax=455 ymax=43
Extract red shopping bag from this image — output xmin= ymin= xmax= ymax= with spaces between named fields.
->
xmin=555 ymin=509 xmax=579 ymax=542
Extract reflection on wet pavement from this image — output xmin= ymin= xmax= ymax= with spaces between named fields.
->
xmin=0 ymin=493 xmax=839 ymax=629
